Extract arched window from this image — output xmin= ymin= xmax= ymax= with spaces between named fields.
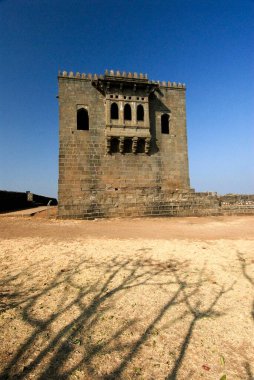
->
xmin=124 ymin=104 xmax=132 ymax=121
xmin=137 ymin=104 xmax=144 ymax=121
xmin=110 ymin=103 xmax=119 ymax=120
xmin=161 ymin=114 xmax=169 ymax=134
xmin=77 ymin=108 xmax=89 ymax=130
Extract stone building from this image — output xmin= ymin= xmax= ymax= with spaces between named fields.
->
xmin=58 ymin=69 xmax=190 ymax=219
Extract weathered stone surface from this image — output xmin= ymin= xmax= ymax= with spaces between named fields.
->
xmin=57 ymin=70 xmax=254 ymax=219
xmin=58 ymin=70 xmax=190 ymax=218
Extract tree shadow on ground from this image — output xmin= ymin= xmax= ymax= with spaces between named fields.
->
xmin=237 ymin=250 xmax=254 ymax=380
xmin=165 ymin=270 xmax=234 ymax=380
xmin=106 ymin=265 xmax=233 ymax=380
xmin=237 ymin=250 xmax=254 ymax=320
xmin=0 ymin=252 xmax=233 ymax=380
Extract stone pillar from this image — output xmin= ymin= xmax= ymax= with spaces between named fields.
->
xmin=132 ymin=137 xmax=138 ymax=153
xmin=119 ymin=137 xmax=124 ymax=153
xmin=145 ymin=137 xmax=151 ymax=154
xmin=119 ymin=100 xmax=124 ymax=126
xmin=133 ymin=102 xmax=137 ymax=125
xmin=144 ymin=100 xmax=149 ymax=128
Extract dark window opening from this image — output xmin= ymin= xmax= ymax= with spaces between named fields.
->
xmin=137 ymin=139 xmax=145 ymax=153
xmin=124 ymin=138 xmax=132 ymax=153
xmin=111 ymin=103 xmax=119 ymax=120
xmin=110 ymin=95 xmax=113 ymax=98
xmin=161 ymin=114 xmax=169 ymax=134
xmin=77 ymin=108 xmax=89 ymax=130
xmin=137 ymin=104 xmax=144 ymax=121
xmin=111 ymin=137 xmax=119 ymax=153
xmin=124 ymin=104 xmax=132 ymax=120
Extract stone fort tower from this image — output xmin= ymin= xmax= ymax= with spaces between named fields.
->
xmin=58 ymin=70 xmax=190 ymax=218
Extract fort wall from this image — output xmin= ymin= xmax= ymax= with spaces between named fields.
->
xmin=58 ymin=70 xmax=190 ymax=218
xmin=58 ymin=70 xmax=254 ymax=219
xmin=0 ymin=191 xmax=57 ymax=213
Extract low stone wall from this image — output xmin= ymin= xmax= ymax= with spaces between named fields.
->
xmin=218 ymin=194 xmax=254 ymax=215
xmin=0 ymin=191 xmax=58 ymax=213
xmin=58 ymin=190 xmax=254 ymax=219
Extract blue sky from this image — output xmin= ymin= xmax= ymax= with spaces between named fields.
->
xmin=0 ymin=0 xmax=253 ymax=197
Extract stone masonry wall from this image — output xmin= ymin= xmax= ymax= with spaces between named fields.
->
xmin=0 ymin=191 xmax=57 ymax=213
xmin=58 ymin=71 xmax=254 ymax=219
xmin=58 ymin=71 xmax=190 ymax=219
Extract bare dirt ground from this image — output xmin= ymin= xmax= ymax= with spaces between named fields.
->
xmin=0 ymin=214 xmax=253 ymax=380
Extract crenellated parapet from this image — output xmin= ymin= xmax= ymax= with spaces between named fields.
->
xmin=158 ymin=81 xmax=186 ymax=89
xmin=104 ymin=70 xmax=148 ymax=81
xmin=58 ymin=70 xmax=186 ymax=89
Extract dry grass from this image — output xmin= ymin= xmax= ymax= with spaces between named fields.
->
xmin=0 ymin=216 xmax=253 ymax=379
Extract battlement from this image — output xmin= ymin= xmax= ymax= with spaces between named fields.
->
xmin=58 ymin=69 xmax=186 ymax=89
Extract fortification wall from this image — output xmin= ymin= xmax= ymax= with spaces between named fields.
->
xmin=58 ymin=187 xmax=254 ymax=219
xmin=0 ymin=191 xmax=57 ymax=213
xmin=58 ymin=70 xmax=253 ymax=220
xmin=58 ymin=71 xmax=189 ymax=219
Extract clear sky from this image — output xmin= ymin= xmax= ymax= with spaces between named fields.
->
xmin=0 ymin=0 xmax=253 ymax=197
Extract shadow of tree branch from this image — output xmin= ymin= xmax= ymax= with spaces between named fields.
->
xmin=237 ymin=250 xmax=254 ymax=320
xmin=237 ymin=251 xmax=254 ymax=380
xmin=165 ymin=269 xmax=235 ymax=380
xmin=0 ymin=253 xmax=234 ymax=380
